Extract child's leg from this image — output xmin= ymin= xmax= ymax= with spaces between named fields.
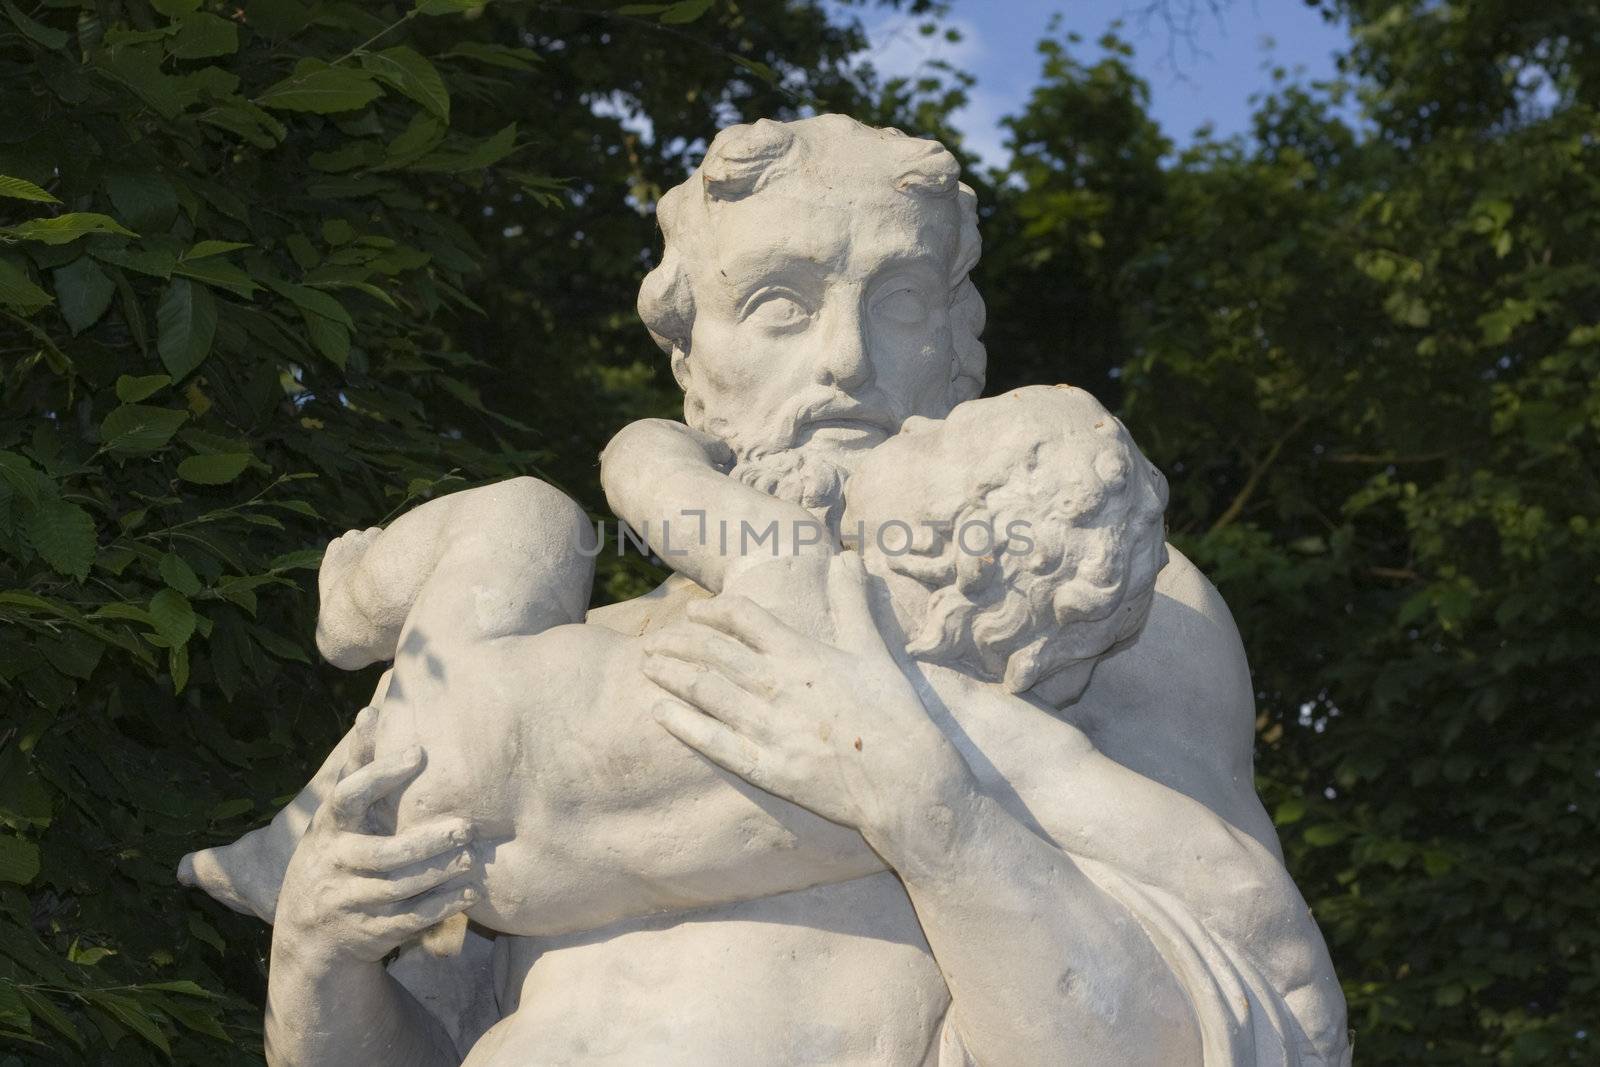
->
xmin=177 ymin=670 xmax=397 ymax=921
xmin=180 ymin=478 xmax=595 ymax=919
xmin=318 ymin=476 xmax=595 ymax=669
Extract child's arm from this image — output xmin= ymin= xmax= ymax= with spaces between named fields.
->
xmin=600 ymin=419 xmax=835 ymax=594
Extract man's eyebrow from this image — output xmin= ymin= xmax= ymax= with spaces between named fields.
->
xmin=867 ymin=253 xmax=945 ymax=287
xmin=716 ymin=250 xmax=829 ymax=295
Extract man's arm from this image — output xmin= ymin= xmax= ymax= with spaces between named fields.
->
xmin=600 ymin=418 xmax=833 ymax=593
xmin=878 ymin=783 xmax=1203 ymax=1065
xmin=646 ymin=555 xmax=1210 ymax=1066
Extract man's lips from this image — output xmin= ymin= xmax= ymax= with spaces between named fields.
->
xmin=797 ymin=418 xmax=891 ymax=447
xmin=795 ymin=398 xmax=899 ymax=438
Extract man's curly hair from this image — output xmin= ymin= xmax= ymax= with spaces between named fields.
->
xmin=888 ymin=386 xmax=1170 ymax=706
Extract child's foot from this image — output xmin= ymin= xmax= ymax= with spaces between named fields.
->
xmin=177 ymin=822 xmax=293 ymax=923
xmin=318 ymin=526 xmax=382 ymax=605
xmin=316 ymin=527 xmax=390 ymax=669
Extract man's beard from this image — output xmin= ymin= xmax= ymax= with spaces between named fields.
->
xmin=731 ymin=449 xmax=849 ymax=534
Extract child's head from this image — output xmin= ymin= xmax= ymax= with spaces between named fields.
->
xmin=842 ymin=385 xmax=1169 ymax=706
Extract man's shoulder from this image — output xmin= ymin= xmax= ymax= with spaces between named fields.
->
xmin=1066 ymin=544 xmax=1277 ymax=853
xmin=584 ymin=573 xmax=712 ymax=637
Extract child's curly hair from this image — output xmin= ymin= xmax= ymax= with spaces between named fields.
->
xmin=892 ymin=386 xmax=1169 ymax=706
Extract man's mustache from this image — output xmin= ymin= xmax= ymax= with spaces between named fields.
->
xmin=755 ymin=386 xmax=906 ymax=456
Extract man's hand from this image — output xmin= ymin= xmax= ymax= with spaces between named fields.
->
xmin=642 ymin=552 xmax=978 ymax=853
xmin=274 ymin=707 xmax=481 ymax=967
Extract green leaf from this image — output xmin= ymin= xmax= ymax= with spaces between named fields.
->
xmin=172 ymin=256 xmax=260 ymax=299
xmin=0 ymin=981 xmax=28 ymax=1031
xmin=301 ymin=309 xmax=350 ymax=367
xmin=23 ymin=499 xmax=96 ymax=581
xmin=199 ymin=97 xmax=287 ymax=146
xmin=156 ymin=278 xmax=217 ymax=380
xmin=0 ymin=258 xmax=52 ymax=315
xmin=149 ymin=588 xmax=196 ymax=647
xmin=1273 ymin=797 xmax=1307 ymax=825
xmin=731 ymin=55 xmax=778 ymax=84
xmin=68 ymin=942 xmax=118 ymax=967
xmin=166 ymin=11 xmax=238 ymax=58
xmin=1302 ymin=823 xmax=1351 ymax=848
xmin=322 ymin=219 xmax=357 ymax=245
xmin=265 ymin=277 xmax=353 ymax=327
xmin=184 ymin=240 xmax=251 ymax=259
xmin=150 ymin=0 xmax=201 ymax=13
xmin=106 ymin=171 xmax=178 ymax=232
xmin=92 ymin=601 xmax=158 ymax=626
xmin=91 ymin=244 xmax=177 ymax=279
xmin=52 ymin=256 xmax=117 ymax=335
xmin=383 ymin=112 xmax=447 ymax=167
xmin=95 ymin=40 xmax=195 ymax=118
xmin=271 ymin=548 xmax=325 ymax=571
xmin=0 ymin=835 xmax=40 ymax=884
xmin=415 ymin=0 xmax=485 ymax=13
xmin=177 ymin=452 xmax=250 ymax=484
xmin=114 ymin=373 xmax=172 ymax=402
xmin=100 ymin=403 xmax=188 ymax=455
xmin=169 ymin=639 xmax=189 ymax=691
xmin=1 ymin=213 xmax=137 ymax=245
xmin=659 ymin=0 xmax=715 ymax=24
xmin=413 ymin=122 xmax=517 ymax=173
xmin=143 ymin=980 xmax=220 ymax=998
xmin=158 ymin=552 xmax=202 ymax=595
xmin=360 ymin=46 xmax=449 ymax=121
xmin=0 ymin=174 xmax=59 ymax=204
xmin=89 ymin=992 xmax=170 ymax=1055
xmin=1 ymin=0 xmax=69 ymax=49
xmin=155 ymin=995 xmax=230 ymax=1041
xmin=16 ymin=989 xmax=81 ymax=1049
xmin=257 ymin=61 xmax=383 ymax=114
xmin=439 ymin=41 xmax=539 ymax=70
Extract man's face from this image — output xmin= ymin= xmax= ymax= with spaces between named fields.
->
xmin=681 ymin=185 xmax=963 ymax=471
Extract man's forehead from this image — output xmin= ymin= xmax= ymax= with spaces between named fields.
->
xmin=704 ymin=188 xmax=959 ymax=287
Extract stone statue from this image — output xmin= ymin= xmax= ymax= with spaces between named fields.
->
xmin=178 ymin=115 xmax=1351 ymax=1066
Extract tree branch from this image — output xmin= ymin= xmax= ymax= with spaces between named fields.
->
xmin=1209 ymin=413 xmax=1309 ymax=533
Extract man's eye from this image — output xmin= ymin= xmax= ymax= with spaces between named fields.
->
xmin=873 ymin=286 xmax=929 ymax=326
xmin=743 ymin=290 xmax=810 ymax=331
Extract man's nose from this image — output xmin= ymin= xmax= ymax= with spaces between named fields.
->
xmin=816 ymin=304 xmax=872 ymax=391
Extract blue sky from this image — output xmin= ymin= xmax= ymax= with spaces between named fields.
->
xmin=843 ymin=0 xmax=1355 ymax=165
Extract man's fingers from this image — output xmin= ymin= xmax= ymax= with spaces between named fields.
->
xmin=642 ymin=654 xmax=766 ymax=733
xmin=355 ymin=846 xmax=477 ymax=905
xmin=654 ymin=701 xmax=767 ymax=787
xmin=827 ymin=551 xmax=888 ymax=653
xmin=338 ymin=705 xmax=381 ymax=780
xmin=336 ymin=817 xmax=472 ymax=873
xmin=686 ymin=594 xmax=797 ymax=655
xmin=370 ymin=882 xmax=479 ymax=945
xmin=643 ymin=624 xmax=774 ymax=696
xmin=330 ymin=744 xmax=424 ymax=830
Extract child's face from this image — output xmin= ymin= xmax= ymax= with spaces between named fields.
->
xmin=842 ymin=416 xmax=949 ymax=558
xmin=840 ymin=403 xmax=1001 ymax=567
